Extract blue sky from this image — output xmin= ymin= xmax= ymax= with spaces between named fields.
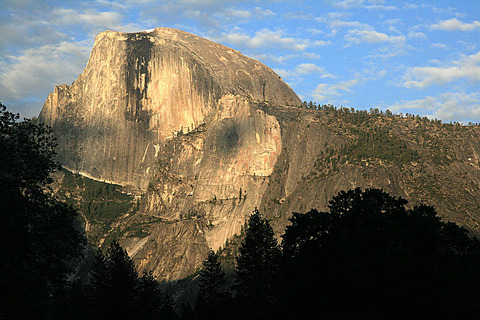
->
xmin=1 ymin=0 xmax=479 ymax=122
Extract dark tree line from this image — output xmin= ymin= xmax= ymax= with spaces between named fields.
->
xmin=0 ymin=103 xmax=85 ymax=319
xmin=195 ymin=190 xmax=480 ymax=319
xmin=58 ymin=240 xmax=177 ymax=320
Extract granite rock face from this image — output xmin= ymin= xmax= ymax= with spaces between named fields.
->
xmin=39 ymin=28 xmax=300 ymax=279
xmin=42 ymin=28 xmax=480 ymax=281
xmin=40 ymin=28 xmax=299 ymax=189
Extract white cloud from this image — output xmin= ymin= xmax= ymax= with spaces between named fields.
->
xmin=221 ymin=7 xmax=275 ymax=21
xmin=314 ymin=40 xmax=333 ymax=46
xmin=223 ymin=8 xmax=252 ymax=19
xmin=253 ymin=7 xmax=275 ymax=17
xmin=403 ymin=51 xmax=480 ymax=88
xmin=49 ymin=8 xmax=142 ymax=35
xmin=367 ymin=46 xmax=407 ymax=59
xmin=404 ymin=3 xmax=419 ymax=9
xmin=0 ymin=19 xmax=69 ymax=55
xmin=303 ymin=52 xmax=321 ymax=59
xmin=408 ymin=31 xmax=426 ymax=39
xmin=297 ymin=63 xmax=335 ymax=78
xmin=312 ymin=79 xmax=359 ymax=101
xmin=387 ymin=91 xmax=480 ymax=122
xmin=358 ymin=67 xmax=387 ymax=81
xmin=275 ymin=63 xmax=335 ymax=80
xmin=95 ymin=0 xmax=128 ymax=11
xmin=51 ymin=8 xmax=121 ymax=27
xmin=249 ymin=53 xmax=297 ymax=64
xmin=0 ymin=40 xmax=90 ymax=110
xmin=329 ymin=0 xmax=364 ymax=9
xmin=328 ymin=20 xmax=371 ymax=30
xmin=329 ymin=0 xmax=395 ymax=10
xmin=431 ymin=18 xmax=480 ymax=31
xmin=430 ymin=43 xmax=449 ymax=50
xmin=316 ymin=11 xmax=371 ymax=30
xmin=364 ymin=4 xmax=398 ymax=10
xmin=215 ymin=29 xmax=317 ymax=51
xmin=345 ymin=29 xmax=406 ymax=45
xmin=296 ymin=63 xmax=326 ymax=74
xmin=140 ymin=1 xmax=277 ymax=30
xmin=307 ymin=28 xmax=324 ymax=35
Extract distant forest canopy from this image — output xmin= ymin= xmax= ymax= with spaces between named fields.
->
xmin=298 ymin=100 xmax=480 ymax=127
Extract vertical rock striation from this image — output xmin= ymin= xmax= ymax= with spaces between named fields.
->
xmin=40 ymin=28 xmax=299 ymax=190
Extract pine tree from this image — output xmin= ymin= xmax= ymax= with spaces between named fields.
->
xmin=199 ymin=250 xmax=227 ymax=303
xmin=0 ymin=103 xmax=85 ymax=318
xmin=89 ymin=241 xmax=139 ymax=318
xmin=136 ymin=270 xmax=164 ymax=319
xmin=234 ymin=209 xmax=281 ymax=315
xmin=196 ymin=250 xmax=228 ymax=319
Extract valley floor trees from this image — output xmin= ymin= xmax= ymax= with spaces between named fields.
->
xmin=198 ymin=190 xmax=480 ymax=319
xmin=234 ymin=208 xmax=281 ymax=318
xmin=280 ymin=188 xmax=480 ymax=318
xmin=0 ymin=103 xmax=85 ymax=318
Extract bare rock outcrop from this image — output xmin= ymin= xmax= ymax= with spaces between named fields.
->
xmin=39 ymin=28 xmax=300 ymax=279
xmin=40 ymin=28 xmax=299 ymax=189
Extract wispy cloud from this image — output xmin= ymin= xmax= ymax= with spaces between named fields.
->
xmin=249 ymin=53 xmax=298 ymax=64
xmin=317 ymin=12 xmax=372 ymax=31
xmin=345 ymin=29 xmax=406 ymax=45
xmin=51 ymin=8 xmax=123 ymax=28
xmin=430 ymin=43 xmax=450 ymax=50
xmin=221 ymin=6 xmax=275 ymax=21
xmin=276 ymin=63 xmax=335 ymax=80
xmin=329 ymin=0 xmax=365 ymax=9
xmin=0 ymin=40 xmax=91 ymax=118
xmin=431 ymin=18 xmax=480 ymax=31
xmin=213 ymin=29 xmax=320 ymax=51
xmin=312 ymin=79 xmax=359 ymax=101
xmin=387 ymin=91 xmax=480 ymax=122
xmin=329 ymin=0 xmax=396 ymax=10
xmin=403 ymin=51 xmax=480 ymax=88
xmin=303 ymin=52 xmax=321 ymax=59
xmin=0 ymin=41 xmax=90 ymax=99
xmin=408 ymin=31 xmax=426 ymax=39
xmin=364 ymin=4 xmax=398 ymax=10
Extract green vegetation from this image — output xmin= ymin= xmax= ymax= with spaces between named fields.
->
xmin=315 ymin=126 xmax=419 ymax=176
xmin=300 ymin=101 xmax=475 ymax=180
xmin=341 ymin=127 xmax=419 ymax=164
xmin=55 ymin=169 xmax=137 ymax=245
xmin=59 ymin=169 xmax=134 ymax=221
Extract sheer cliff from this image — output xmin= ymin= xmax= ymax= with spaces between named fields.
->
xmin=40 ymin=29 xmax=480 ymax=280
xmin=40 ymin=28 xmax=300 ymax=279
xmin=39 ymin=28 xmax=299 ymax=189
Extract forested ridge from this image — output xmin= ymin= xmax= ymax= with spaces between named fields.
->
xmin=3 ymin=102 xmax=480 ymax=319
xmin=259 ymin=101 xmax=480 ymax=238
